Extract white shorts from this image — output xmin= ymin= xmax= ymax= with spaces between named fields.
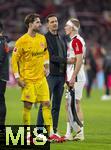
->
xmin=65 ymin=81 xmax=85 ymax=101
xmin=74 ymin=82 xmax=85 ymax=100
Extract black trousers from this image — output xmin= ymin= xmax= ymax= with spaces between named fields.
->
xmin=104 ymin=71 xmax=111 ymax=95
xmin=37 ymin=75 xmax=65 ymax=133
xmin=0 ymin=80 xmax=6 ymax=126
xmin=86 ymin=70 xmax=96 ymax=97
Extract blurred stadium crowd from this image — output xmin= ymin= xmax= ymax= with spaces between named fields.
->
xmin=0 ymin=0 xmax=111 ymax=48
xmin=0 ymin=0 xmax=111 ymax=98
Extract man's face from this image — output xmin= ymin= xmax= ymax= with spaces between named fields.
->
xmin=30 ymin=17 xmax=41 ymax=32
xmin=47 ymin=16 xmax=58 ymax=32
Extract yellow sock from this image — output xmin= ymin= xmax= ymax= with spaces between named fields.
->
xmin=42 ymin=106 xmax=53 ymax=135
xmin=23 ymin=107 xmax=31 ymax=125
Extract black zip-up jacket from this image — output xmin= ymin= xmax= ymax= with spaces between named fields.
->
xmin=45 ymin=31 xmax=67 ymax=76
xmin=0 ymin=36 xmax=9 ymax=81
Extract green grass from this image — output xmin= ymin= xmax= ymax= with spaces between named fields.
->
xmin=5 ymin=87 xmax=111 ymax=150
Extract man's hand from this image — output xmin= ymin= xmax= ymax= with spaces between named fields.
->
xmin=67 ymin=57 xmax=76 ymax=64
xmin=44 ymin=63 xmax=50 ymax=77
xmin=16 ymin=78 xmax=26 ymax=88
xmin=69 ymin=75 xmax=76 ymax=88
xmin=44 ymin=67 xmax=49 ymax=77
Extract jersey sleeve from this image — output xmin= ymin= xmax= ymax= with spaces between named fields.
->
xmin=72 ymin=38 xmax=83 ymax=55
xmin=43 ymin=36 xmax=49 ymax=65
xmin=11 ymin=40 xmax=23 ymax=78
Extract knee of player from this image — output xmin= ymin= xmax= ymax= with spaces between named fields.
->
xmin=76 ymin=100 xmax=81 ymax=111
xmin=24 ymin=101 xmax=32 ymax=110
xmin=42 ymin=101 xmax=50 ymax=108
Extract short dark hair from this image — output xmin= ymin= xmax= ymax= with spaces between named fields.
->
xmin=0 ymin=21 xmax=3 ymax=33
xmin=46 ymin=14 xmax=57 ymax=23
xmin=24 ymin=13 xmax=40 ymax=28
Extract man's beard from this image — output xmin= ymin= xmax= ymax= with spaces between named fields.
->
xmin=33 ymin=28 xmax=39 ymax=33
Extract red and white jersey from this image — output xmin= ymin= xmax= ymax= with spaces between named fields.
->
xmin=66 ymin=34 xmax=86 ymax=82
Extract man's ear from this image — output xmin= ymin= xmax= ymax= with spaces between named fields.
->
xmin=29 ymin=22 xmax=32 ymax=28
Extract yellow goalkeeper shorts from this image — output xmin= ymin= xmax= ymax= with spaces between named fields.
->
xmin=21 ymin=77 xmax=50 ymax=103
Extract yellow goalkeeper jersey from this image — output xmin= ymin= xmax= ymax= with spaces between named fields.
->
xmin=11 ymin=33 xmax=49 ymax=81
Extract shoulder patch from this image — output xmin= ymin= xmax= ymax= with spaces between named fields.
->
xmin=13 ymin=47 xmax=17 ymax=52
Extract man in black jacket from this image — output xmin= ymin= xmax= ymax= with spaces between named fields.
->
xmin=86 ymin=47 xmax=97 ymax=98
xmin=37 ymin=14 xmax=67 ymax=135
xmin=101 ymin=51 xmax=111 ymax=100
xmin=0 ymin=22 xmax=9 ymax=132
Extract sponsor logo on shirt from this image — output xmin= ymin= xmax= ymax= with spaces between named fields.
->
xmin=32 ymin=51 xmax=44 ymax=57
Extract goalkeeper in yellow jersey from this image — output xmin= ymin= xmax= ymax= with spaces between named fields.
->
xmin=11 ymin=13 xmax=63 ymax=142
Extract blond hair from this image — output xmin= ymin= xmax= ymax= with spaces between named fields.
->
xmin=70 ymin=18 xmax=80 ymax=29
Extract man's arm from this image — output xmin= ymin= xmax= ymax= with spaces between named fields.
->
xmin=50 ymin=55 xmax=66 ymax=63
xmin=11 ymin=42 xmax=25 ymax=88
xmin=46 ymin=35 xmax=66 ymax=64
xmin=69 ymin=54 xmax=82 ymax=87
xmin=69 ymin=38 xmax=83 ymax=87
xmin=43 ymin=48 xmax=50 ymax=76
xmin=0 ymin=39 xmax=5 ymax=68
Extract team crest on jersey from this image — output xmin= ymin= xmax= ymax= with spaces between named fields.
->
xmin=13 ymin=47 xmax=17 ymax=52
xmin=40 ymin=42 xmax=45 ymax=48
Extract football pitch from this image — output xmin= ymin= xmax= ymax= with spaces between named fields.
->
xmin=5 ymin=87 xmax=111 ymax=150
